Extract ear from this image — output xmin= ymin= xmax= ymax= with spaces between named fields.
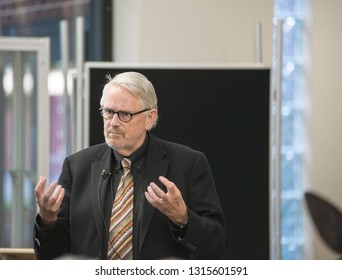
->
xmin=145 ymin=109 xmax=158 ymax=131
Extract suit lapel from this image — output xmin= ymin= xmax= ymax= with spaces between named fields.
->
xmin=90 ymin=145 xmax=113 ymax=259
xmin=137 ymin=135 xmax=169 ymax=254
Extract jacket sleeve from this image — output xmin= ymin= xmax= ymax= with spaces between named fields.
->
xmin=33 ymin=158 xmax=72 ymax=260
xmin=172 ymin=152 xmax=229 ymax=259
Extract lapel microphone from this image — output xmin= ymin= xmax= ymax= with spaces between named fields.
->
xmin=101 ymin=169 xmax=111 ymax=177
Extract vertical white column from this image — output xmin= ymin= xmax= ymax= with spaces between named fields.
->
xmin=76 ymin=16 xmax=85 ymax=151
xmin=60 ymin=20 xmax=71 ymax=155
xmin=11 ymin=52 xmax=24 ymax=247
xmin=273 ymin=19 xmax=284 ymax=260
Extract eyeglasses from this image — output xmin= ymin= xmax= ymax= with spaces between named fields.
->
xmin=99 ymin=108 xmax=150 ymax=122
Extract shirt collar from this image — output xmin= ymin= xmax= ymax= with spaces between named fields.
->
xmin=112 ymin=133 xmax=148 ymax=172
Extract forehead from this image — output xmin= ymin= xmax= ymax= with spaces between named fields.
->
xmin=102 ymin=83 xmax=142 ymax=109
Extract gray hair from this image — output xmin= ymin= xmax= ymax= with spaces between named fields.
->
xmin=100 ymin=71 xmax=159 ymax=127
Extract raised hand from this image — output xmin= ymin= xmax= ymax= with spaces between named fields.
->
xmin=145 ymin=176 xmax=188 ymax=227
xmin=34 ymin=176 xmax=65 ymax=224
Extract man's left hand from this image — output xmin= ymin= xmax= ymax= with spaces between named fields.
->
xmin=145 ymin=176 xmax=188 ymax=227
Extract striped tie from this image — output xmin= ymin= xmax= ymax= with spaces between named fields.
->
xmin=107 ymin=158 xmax=134 ymax=260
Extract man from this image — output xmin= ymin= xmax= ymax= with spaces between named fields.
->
xmin=34 ymin=71 xmax=228 ymax=260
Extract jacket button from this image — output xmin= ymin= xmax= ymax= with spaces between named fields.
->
xmin=186 ymin=242 xmax=197 ymax=251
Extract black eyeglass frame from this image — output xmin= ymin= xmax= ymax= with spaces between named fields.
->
xmin=99 ymin=107 xmax=151 ymax=122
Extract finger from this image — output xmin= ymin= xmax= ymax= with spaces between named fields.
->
xmin=146 ymin=185 xmax=165 ymax=208
xmin=159 ymin=176 xmax=177 ymax=194
xmin=144 ymin=191 xmax=153 ymax=204
xmin=35 ymin=176 xmax=47 ymax=197
xmin=145 ymin=190 xmax=162 ymax=209
xmin=49 ymin=185 xmax=62 ymax=202
xmin=146 ymin=185 xmax=161 ymax=201
xmin=54 ymin=187 xmax=65 ymax=207
xmin=44 ymin=181 xmax=58 ymax=198
xmin=149 ymin=182 xmax=166 ymax=198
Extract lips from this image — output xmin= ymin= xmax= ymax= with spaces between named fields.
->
xmin=108 ymin=131 xmax=122 ymax=137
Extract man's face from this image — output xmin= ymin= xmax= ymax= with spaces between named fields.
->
xmin=101 ymin=84 xmax=156 ymax=156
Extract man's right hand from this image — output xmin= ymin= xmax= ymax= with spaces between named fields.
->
xmin=34 ymin=176 xmax=65 ymax=225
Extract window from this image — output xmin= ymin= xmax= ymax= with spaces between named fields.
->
xmin=273 ymin=0 xmax=309 ymax=259
xmin=0 ymin=38 xmax=50 ymax=248
xmin=0 ymin=0 xmax=111 ymax=248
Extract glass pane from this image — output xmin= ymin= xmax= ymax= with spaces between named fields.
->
xmin=281 ymin=198 xmax=303 ymax=239
xmin=281 ymin=108 xmax=304 ymax=147
xmin=50 ymin=93 xmax=65 ymax=181
xmin=274 ymin=0 xmax=307 ymax=259
xmin=281 ymin=242 xmax=303 ymax=260
xmin=0 ymin=51 xmax=38 ymax=248
xmin=281 ymin=152 xmax=303 ymax=192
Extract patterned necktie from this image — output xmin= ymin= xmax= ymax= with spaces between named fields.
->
xmin=107 ymin=158 xmax=134 ymax=260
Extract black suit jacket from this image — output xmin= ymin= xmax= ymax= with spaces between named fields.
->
xmin=34 ymin=133 xmax=228 ymax=259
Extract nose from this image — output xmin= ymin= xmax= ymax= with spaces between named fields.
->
xmin=110 ymin=113 xmax=121 ymax=125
